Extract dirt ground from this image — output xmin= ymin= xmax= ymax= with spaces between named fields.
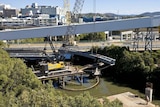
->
xmin=107 ymin=92 xmax=156 ymax=107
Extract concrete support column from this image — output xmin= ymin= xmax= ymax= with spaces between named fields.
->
xmin=58 ymin=78 xmax=60 ymax=85
xmin=126 ymin=34 xmax=129 ymax=40
xmin=62 ymin=77 xmax=65 ymax=88
xmin=80 ymin=74 xmax=83 ymax=85
xmin=153 ymin=34 xmax=156 ymax=41
xmin=120 ymin=33 xmax=123 ymax=41
xmin=130 ymin=33 xmax=133 ymax=40
xmin=142 ymin=33 xmax=145 ymax=41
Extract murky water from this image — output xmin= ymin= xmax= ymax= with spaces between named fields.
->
xmin=58 ymin=78 xmax=110 ymax=98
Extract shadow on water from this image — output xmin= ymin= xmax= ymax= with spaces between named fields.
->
xmin=59 ymin=78 xmax=110 ymax=98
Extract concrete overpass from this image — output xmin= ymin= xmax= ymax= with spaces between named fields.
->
xmin=0 ymin=16 xmax=160 ymax=40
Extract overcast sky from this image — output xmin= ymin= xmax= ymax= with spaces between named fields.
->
xmin=1 ymin=0 xmax=160 ymax=14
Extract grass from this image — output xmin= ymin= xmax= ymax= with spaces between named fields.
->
xmin=59 ymin=78 xmax=160 ymax=106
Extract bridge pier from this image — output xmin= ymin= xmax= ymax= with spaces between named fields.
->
xmin=120 ymin=33 xmax=123 ymax=41
xmin=62 ymin=76 xmax=65 ymax=88
xmin=80 ymin=74 xmax=83 ymax=85
xmin=58 ymin=77 xmax=66 ymax=88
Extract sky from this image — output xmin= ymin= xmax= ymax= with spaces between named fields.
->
xmin=0 ymin=0 xmax=160 ymax=15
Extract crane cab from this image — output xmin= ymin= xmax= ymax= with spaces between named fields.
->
xmin=40 ymin=61 xmax=65 ymax=74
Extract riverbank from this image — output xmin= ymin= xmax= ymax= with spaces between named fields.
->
xmin=60 ymin=78 xmax=160 ymax=106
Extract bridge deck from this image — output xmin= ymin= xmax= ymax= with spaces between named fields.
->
xmin=0 ymin=16 xmax=160 ymax=40
xmin=37 ymin=68 xmax=84 ymax=81
xmin=59 ymin=48 xmax=116 ymax=65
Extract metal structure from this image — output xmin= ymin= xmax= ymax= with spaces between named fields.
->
xmin=145 ymin=28 xmax=153 ymax=51
xmin=133 ymin=27 xmax=154 ymax=52
xmin=44 ymin=36 xmax=56 ymax=53
xmin=63 ymin=0 xmax=85 ymax=46
xmin=133 ymin=28 xmax=140 ymax=52
xmin=63 ymin=0 xmax=71 ymax=24
xmin=72 ymin=0 xmax=85 ymax=23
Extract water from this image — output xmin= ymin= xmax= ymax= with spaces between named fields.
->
xmin=59 ymin=78 xmax=110 ymax=98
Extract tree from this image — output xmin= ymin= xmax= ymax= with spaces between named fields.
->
xmin=77 ymin=32 xmax=106 ymax=41
xmin=102 ymin=98 xmax=123 ymax=107
xmin=0 ymin=41 xmax=7 ymax=48
xmin=16 ymin=37 xmax=44 ymax=44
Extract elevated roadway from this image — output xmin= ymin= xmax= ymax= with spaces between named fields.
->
xmin=0 ymin=16 xmax=160 ymax=40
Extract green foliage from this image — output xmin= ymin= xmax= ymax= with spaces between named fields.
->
xmin=77 ymin=32 xmax=106 ymax=41
xmin=103 ymin=98 xmax=123 ymax=107
xmin=0 ymin=41 xmax=7 ymax=48
xmin=71 ymin=92 xmax=101 ymax=107
xmin=142 ymin=51 xmax=155 ymax=72
xmin=95 ymin=45 xmax=156 ymax=90
xmin=16 ymin=38 xmax=44 ymax=43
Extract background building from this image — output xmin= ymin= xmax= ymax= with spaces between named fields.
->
xmin=21 ymin=3 xmax=64 ymax=17
xmin=3 ymin=8 xmax=19 ymax=18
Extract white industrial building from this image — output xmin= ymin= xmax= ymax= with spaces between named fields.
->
xmin=0 ymin=12 xmax=59 ymax=27
xmin=32 ymin=14 xmax=58 ymax=26
xmin=20 ymin=3 xmax=65 ymax=24
xmin=0 ymin=3 xmax=66 ymax=27
xmin=21 ymin=3 xmax=64 ymax=17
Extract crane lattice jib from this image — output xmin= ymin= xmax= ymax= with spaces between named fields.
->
xmin=72 ymin=0 xmax=85 ymax=22
xmin=63 ymin=0 xmax=71 ymax=24
xmin=63 ymin=0 xmax=70 ymax=12
xmin=63 ymin=0 xmax=85 ymax=46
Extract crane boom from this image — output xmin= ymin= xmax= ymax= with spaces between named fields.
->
xmin=72 ymin=0 xmax=84 ymax=22
xmin=63 ymin=0 xmax=71 ymax=24
xmin=63 ymin=0 xmax=85 ymax=46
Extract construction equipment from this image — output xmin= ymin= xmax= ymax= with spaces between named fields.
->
xmin=40 ymin=61 xmax=65 ymax=73
xmin=44 ymin=36 xmax=56 ymax=53
xmin=39 ymin=36 xmax=65 ymax=73
xmin=39 ymin=0 xmax=85 ymax=73
xmin=63 ymin=0 xmax=85 ymax=46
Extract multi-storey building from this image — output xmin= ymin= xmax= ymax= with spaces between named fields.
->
xmin=0 ymin=3 xmax=65 ymax=27
xmin=3 ymin=8 xmax=19 ymax=18
xmin=21 ymin=3 xmax=64 ymax=17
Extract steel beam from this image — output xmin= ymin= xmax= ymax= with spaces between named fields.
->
xmin=145 ymin=28 xmax=153 ymax=51
xmin=133 ymin=28 xmax=140 ymax=52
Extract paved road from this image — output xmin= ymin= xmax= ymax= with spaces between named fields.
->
xmin=8 ymin=40 xmax=160 ymax=51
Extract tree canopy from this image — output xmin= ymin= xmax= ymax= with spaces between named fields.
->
xmin=76 ymin=32 xmax=106 ymax=41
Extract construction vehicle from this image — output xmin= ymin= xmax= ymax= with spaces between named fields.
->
xmin=48 ymin=62 xmax=65 ymax=70
xmin=39 ymin=36 xmax=65 ymax=74
xmin=40 ymin=61 xmax=65 ymax=74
